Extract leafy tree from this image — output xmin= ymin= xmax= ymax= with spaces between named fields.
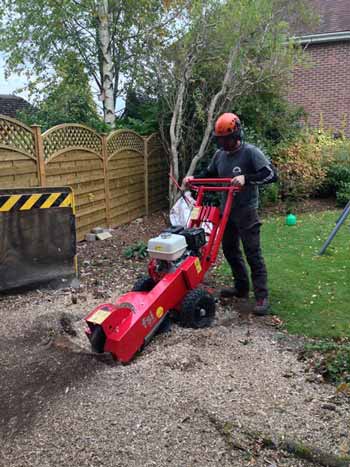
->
xmin=17 ymin=54 xmax=107 ymax=132
xmin=0 ymin=0 xmax=181 ymax=126
xmin=236 ymin=93 xmax=305 ymax=147
xmin=115 ymin=90 xmax=160 ymax=135
xmin=144 ymin=0 xmax=313 ymax=203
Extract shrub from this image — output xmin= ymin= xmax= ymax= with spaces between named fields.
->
xmin=237 ymin=92 xmax=305 ymax=151
xmin=259 ymin=183 xmax=280 ymax=206
xmin=273 ymin=138 xmax=326 ymax=200
xmin=123 ymin=242 xmax=148 ymax=260
xmin=273 ymin=129 xmax=350 ymax=202
xmin=319 ymin=164 xmax=350 ymax=204
xmin=304 ymin=343 xmax=350 ymax=385
xmin=323 ymin=349 xmax=350 ymax=384
xmin=326 ymin=134 xmax=350 ymax=165
xmin=336 ymin=182 xmax=350 ymax=207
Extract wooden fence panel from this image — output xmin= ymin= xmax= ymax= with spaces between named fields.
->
xmin=107 ymin=129 xmax=146 ymax=226
xmin=0 ymin=116 xmax=169 ymax=240
xmin=43 ymin=125 xmax=106 ymax=240
xmin=146 ymin=133 xmax=168 ymax=211
xmin=0 ymin=116 xmax=39 ymax=188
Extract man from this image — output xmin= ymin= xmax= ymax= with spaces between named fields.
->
xmin=185 ymin=112 xmax=277 ymax=315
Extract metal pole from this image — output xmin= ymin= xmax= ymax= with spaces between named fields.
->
xmin=318 ymin=200 xmax=350 ymax=255
xmin=334 ymin=199 xmax=350 ymax=224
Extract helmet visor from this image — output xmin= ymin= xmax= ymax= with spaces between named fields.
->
xmin=215 ymin=133 xmax=240 ymax=151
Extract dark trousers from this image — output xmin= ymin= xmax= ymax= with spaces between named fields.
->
xmin=222 ymin=208 xmax=268 ymax=299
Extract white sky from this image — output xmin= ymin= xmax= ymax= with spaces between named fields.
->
xmin=0 ymin=54 xmax=29 ymax=98
xmin=0 ymin=52 xmax=125 ymax=114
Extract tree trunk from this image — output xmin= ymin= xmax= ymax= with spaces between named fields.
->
xmin=168 ymin=53 xmax=195 ymax=206
xmin=184 ymin=43 xmax=239 ymax=180
xmin=169 ymin=79 xmax=186 ymax=205
xmin=98 ymin=0 xmax=115 ymax=127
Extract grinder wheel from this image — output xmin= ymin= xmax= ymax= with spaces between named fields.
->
xmin=90 ymin=325 xmax=106 ymax=353
xmin=132 ymin=276 xmax=156 ymax=292
xmin=179 ymin=288 xmax=216 ymax=328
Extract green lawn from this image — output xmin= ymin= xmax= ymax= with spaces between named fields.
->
xmin=218 ymin=210 xmax=350 ymax=338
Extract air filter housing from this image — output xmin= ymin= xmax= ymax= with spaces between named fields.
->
xmin=148 ymin=233 xmax=187 ymax=261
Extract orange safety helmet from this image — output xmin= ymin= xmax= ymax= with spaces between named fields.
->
xmin=213 ymin=113 xmax=241 ymax=138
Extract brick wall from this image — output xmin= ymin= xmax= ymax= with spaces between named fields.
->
xmin=288 ymin=41 xmax=350 ymax=135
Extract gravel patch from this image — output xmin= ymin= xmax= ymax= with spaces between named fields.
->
xmin=1 ymin=211 xmax=349 ymax=467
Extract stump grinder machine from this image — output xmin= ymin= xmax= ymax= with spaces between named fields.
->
xmin=84 ymin=178 xmax=240 ymax=363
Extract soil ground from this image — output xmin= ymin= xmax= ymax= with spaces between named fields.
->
xmin=1 ymin=205 xmax=349 ymax=467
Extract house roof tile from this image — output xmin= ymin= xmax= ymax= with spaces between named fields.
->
xmin=0 ymin=94 xmax=31 ymax=119
xmin=296 ymin=0 xmax=350 ymax=35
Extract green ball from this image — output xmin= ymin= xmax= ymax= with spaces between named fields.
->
xmin=286 ymin=213 xmax=297 ymax=226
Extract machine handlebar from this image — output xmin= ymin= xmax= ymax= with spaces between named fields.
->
xmin=187 ymin=178 xmax=242 ymax=192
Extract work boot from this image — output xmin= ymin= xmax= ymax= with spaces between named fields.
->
xmin=220 ymin=287 xmax=249 ymax=299
xmin=253 ymin=297 xmax=270 ymax=315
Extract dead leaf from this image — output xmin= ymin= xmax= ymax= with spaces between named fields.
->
xmin=336 ymin=382 xmax=350 ymax=394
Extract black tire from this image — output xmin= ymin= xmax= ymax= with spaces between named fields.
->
xmin=179 ymin=288 xmax=216 ymax=328
xmin=132 ymin=276 xmax=155 ymax=292
xmin=90 ymin=325 xmax=106 ymax=353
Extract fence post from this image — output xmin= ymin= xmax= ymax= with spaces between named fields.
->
xmin=101 ymin=134 xmax=112 ymax=227
xmin=144 ymin=136 xmax=149 ymax=216
xmin=32 ymin=125 xmax=46 ymax=187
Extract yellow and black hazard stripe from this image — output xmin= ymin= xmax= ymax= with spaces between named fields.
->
xmin=0 ymin=192 xmax=73 ymax=212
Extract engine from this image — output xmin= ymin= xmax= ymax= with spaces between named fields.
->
xmin=148 ymin=232 xmax=187 ymax=261
xmin=147 ymin=226 xmax=206 ymax=278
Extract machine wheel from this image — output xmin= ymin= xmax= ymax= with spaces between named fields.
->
xmin=180 ymin=288 xmax=216 ymax=328
xmin=132 ymin=276 xmax=156 ymax=292
xmin=90 ymin=325 xmax=106 ymax=353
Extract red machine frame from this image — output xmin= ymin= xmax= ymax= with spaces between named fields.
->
xmin=85 ymin=179 xmax=240 ymax=363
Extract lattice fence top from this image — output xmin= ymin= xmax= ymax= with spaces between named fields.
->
xmin=43 ymin=124 xmax=102 ymax=160
xmin=0 ymin=115 xmax=35 ymax=158
xmin=107 ymin=130 xmax=145 ymax=158
xmin=146 ymin=133 xmax=164 ymax=157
